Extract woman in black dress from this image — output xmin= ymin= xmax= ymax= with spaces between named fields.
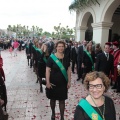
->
xmin=25 ymin=41 xmax=31 ymax=66
xmin=74 ymin=71 xmax=116 ymax=120
xmin=0 ymin=98 xmax=4 ymax=120
xmin=36 ymin=42 xmax=47 ymax=92
xmin=0 ymin=72 xmax=7 ymax=114
xmin=81 ymin=43 xmax=95 ymax=82
xmin=46 ymin=40 xmax=71 ymax=120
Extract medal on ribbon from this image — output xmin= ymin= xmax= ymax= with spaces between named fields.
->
xmin=92 ymin=113 xmax=98 ymax=120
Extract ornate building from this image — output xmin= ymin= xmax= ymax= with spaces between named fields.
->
xmin=75 ymin=0 xmax=120 ymax=47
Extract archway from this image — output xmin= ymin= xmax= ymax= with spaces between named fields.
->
xmin=85 ymin=15 xmax=93 ymax=41
xmin=101 ymin=0 xmax=120 ymax=22
xmin=78 ymin=10 xmax=95 ymax=41
xmin=101 ymin=0 xmax=120 ymax=42
xmin=111 ymin=5 xmax=120 ymax=42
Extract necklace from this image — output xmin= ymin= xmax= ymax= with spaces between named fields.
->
xmin=90 ymin=95 xmax=105 ymax=120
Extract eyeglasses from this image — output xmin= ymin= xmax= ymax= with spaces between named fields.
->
xmin=88 ymin=84 xmax=103 ymax=89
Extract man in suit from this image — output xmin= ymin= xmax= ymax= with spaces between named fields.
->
xmin=71 ymin=42 xmax=78 ymax=74
xmin=77 ymin=40 xmax=87 ymax=81
xmin=47 ymin=39 xmax=54 ymax=55
xmin=95 ymin=42 xmax=114 ymax=77
xmin=18 ymin=38 xmax=23 ymax=51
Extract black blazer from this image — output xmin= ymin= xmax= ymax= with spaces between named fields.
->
xmin=77 ymin=45 xmax=84 ymax=62
xmin=47 ymin=41 xmax=54 ymax=55
xmin=95 ymin=52 xmax=114 ymax=76
xmin=71 ymin=47 xmax=78 ymax=61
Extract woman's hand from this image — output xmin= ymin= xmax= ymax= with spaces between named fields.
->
xmin=46 ymin=83 xmax=52 ymax=89
xmin=43 ymin=44 xmax=47 ymax=52
xmin=0 ymin=99 xmax=4 ymax=105
xmin=67 ymin=82 xmax=71 ymax=89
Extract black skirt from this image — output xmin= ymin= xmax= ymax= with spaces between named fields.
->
xmin=38 ymin=61 xmax=46 ymax=78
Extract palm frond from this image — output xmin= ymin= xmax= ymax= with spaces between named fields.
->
xmin=69 ymin=0 xmax=100 ymax=11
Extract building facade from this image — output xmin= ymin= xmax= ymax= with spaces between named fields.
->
xmin=75 ymin=0 xmax=120 ymax=47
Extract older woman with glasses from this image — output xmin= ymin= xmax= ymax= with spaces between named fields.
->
xmin=74 ymin=71 xmax=116 ymax=120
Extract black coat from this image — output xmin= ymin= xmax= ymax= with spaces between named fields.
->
xmin=26 ymin=46 xmax=31 ymax=59
xmin=64 ymin=46 xmax=71 ymax=62
xmin=77 ymin=45 xmax=84 ymax=62
xmin=71 ymin=47 xmax=78 ymax=61
xmin=29 ymin=42 xmax=33 ymax=55
xmin=95 ymin=52 xmax=114 ymax=76
xmin=47 ymin=41 xmax=54 ymax=55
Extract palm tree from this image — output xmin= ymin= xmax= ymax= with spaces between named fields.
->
xmin=69 ymin=0 xmax=100 ymax=11
xmin=32 ymin=25 xmax=35 ymax=38
xmin=7 ymin=25 xmax=12 ymax=37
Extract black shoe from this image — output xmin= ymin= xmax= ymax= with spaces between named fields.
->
xmin=60 ymin=117 xmax=64 ymax=120
xmin=36 ymin=79 xmax=39 ymax=83
xmin=111 ymin=86 xmax=116 ymax=89
xmin=72 ymin=71 xmax=75 ymax=74
xmin=40 ymin=87 xmax=43 ymax=93
xmin=51 ymin=115 xmax=55 ymax=120
xmin=116 ymin=90 xmax=120 ymax=93
xmin=77 ymin=78 xmax=80 ymax=81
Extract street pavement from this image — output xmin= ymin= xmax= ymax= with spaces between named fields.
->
xmin=1 ymin=50 xmax=120 ymax=120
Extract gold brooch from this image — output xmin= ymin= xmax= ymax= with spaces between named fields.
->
xmin=91 ymin=113 xmax=98 ymax=120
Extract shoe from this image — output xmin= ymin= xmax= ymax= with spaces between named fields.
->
xmin=77 ymin=78 xmax=80 ymax=81
xmin=51 ymin=115 xmax=55 ymax=120
xmin=111 ymin=86 xmax=116 ymax=89
xmin=72 ymin=71 xmax=75 ymax=74
xmin=116 ymin=90 xmax=120 ymax=93
xmin=3 ymin=111 xmax=8 ymax=115
xmin=40 ymin=87 xmax=43 ymax=93
xmin=36 ymin=79 xmax=39 ymax=83
xmin=60 ymin=116 xmax=64 ymax=120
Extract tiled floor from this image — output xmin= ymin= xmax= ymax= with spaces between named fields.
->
xmin=1 ymin=50 xmax=120 ymax=120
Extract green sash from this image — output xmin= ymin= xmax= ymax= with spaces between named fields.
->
xmin=50 ymin=54 xmax=68 ymax=82
xmin=26 ymin=45 xmax=29 ymax=49
xmin=36 ymin=48 xmax=47 ymax=63
xmin=33 ymin=45 xmax=35 ymax=49
xmin=84 ymin=50 xmax=94 ymax=70
xmin=78 ymin=99 xmax=103 ymax=120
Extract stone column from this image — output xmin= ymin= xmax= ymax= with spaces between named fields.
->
xmin=92 ymin=22 xmax=113 ymax=48
xmin=76 ymin=26 xmax=88 ymax=42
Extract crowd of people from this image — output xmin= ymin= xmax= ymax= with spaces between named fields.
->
xmin=24 ymin=38 xmax=119 ymax=120
xmin=0 ymin=37 xmax=120 ymax=120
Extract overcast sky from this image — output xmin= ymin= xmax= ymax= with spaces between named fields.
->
xmin=0 ymin=0 xmax=75 ymax=33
